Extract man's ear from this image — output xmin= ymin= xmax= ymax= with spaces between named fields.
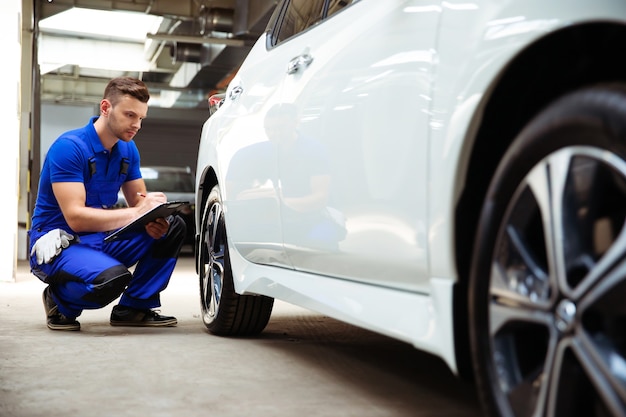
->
xmin=100 ymin=99 xmax=112 ymax=116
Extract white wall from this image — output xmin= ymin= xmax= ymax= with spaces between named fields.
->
xmin=40 ymin=103 xmax=97 ymax=167
xmin=0 ymin=0 xmax=21 ymax=281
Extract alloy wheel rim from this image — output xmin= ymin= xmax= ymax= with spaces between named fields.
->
xmin=202 ymin=200 xmax=225 ymax=322
xmin=489 ymin=146 xmax=626 ymax=416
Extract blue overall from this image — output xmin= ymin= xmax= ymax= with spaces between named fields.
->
xmin=29 ymin=117 xmax=186 ymax=319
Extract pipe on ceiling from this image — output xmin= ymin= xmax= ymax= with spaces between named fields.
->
xmin=199 ymin=7 xmax=235 ymax=35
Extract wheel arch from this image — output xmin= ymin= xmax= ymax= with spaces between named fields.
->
xmin=194 ymin=165 xmax=219 ymax=274
xmin=452 ymin=21 xmax=626 ymax=380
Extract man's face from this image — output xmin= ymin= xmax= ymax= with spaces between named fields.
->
xmin=106 ymin=95 xmax=148 ymax=142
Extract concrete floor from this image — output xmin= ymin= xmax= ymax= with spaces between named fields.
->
xmin=0 ymin=254 xmax=483 ymax=417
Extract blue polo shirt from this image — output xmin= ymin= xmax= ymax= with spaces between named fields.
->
xmin=30 ymin=116 xmax=141 ymax=238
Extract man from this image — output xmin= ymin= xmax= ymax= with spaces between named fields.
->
xmin=28 ymin=77 xmax=186 ymax=331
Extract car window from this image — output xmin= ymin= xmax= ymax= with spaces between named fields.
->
xmin=326 ymin=0 xmax=358 ymax=18
xmin=276 ymin=0 xmax=326 ymax=44
xmin=273 ymin=0 xmax=360 ymax=46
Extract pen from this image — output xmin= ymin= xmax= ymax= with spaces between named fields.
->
xmin=137 ymin=192 xmax=146 ymax=198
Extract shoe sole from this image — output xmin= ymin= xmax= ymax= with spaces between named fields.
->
xmin=47 ymin=322 xmax=81 ymax=331
xmin=110 ymin=319 xmax=178 ymax=327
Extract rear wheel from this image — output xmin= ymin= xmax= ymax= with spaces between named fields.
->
xmin=198 ymin=185 xmax=274 ymax=335
xmin=469 ymin=86 xmax=626 ymax=417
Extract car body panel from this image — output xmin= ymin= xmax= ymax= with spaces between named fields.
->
xmin=261 ymin=0 xmax=439 ymax=291
xmin=226 ymin=236 xmax=458 ymax=372
xmin=198 ymin=49 xmax=293 ymax=267
xmin=195 ymin=0 xmax=626 ymax=374
xmin=428 ymin=0 xmax=626 ymax=279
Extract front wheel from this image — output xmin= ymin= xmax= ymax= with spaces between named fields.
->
xmin=470 ymin=86 xmax=626 ymax=417
xmin=198 ymin=185 xmax=274 ymax=336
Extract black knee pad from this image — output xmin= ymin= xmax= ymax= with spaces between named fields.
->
xmin=153 ymin=215 xmax=187 ymax=258
xmin=81 ymin=264 xmax=132 ymax=307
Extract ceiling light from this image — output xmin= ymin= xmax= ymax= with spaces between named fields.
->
xmin=39 ymin=7 xmax=162 ymax=42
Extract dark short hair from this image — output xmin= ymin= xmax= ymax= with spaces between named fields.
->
xmin=103 ymin=77 xmax=150 ymax=105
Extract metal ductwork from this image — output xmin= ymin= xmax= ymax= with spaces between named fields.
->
xmin=171 ymin=43 xmax=203 ymax=64
xmin=38 ymin=0 xmax=279 ymax=108
xmin=168 ymin=1 xmax=278 ymax=98
xmin=198 ymin=7 xmax=235 ymax=35
xmin=168 ymin=7 xmax=235 ymax=65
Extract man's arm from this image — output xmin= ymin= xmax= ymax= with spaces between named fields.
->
xmin=53 ymin=182 xmax=166 ymax=233
xmin=120 ymin=178 xmax=148 ymax=207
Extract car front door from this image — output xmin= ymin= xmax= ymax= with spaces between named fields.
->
xmin=272 ymin=0 xmax=442 ymax=292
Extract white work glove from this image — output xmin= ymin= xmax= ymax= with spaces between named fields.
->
xmin=30 ymin=229 xmax=75 ymax=265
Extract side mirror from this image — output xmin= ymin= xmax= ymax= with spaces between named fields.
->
xmin=208 ymin=93 xmax=226 ymax=116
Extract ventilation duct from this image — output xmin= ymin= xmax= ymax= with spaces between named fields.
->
xmin=170 ymin=43 xmax=202 ymax=63
xmin=198 ymin=7 xmax=235 ymax=35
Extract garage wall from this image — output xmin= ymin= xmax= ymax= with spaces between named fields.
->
xmin=41 ymin=102 xmax=97 ymax=168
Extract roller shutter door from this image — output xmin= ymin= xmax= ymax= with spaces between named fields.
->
xmin=133 ymin=109 xmax=207 ymax=173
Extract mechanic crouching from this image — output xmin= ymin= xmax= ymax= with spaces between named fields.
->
xmin=28 ymin=77 xmax=186 ymax=331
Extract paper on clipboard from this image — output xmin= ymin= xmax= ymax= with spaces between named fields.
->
xmin=104 ymin=201 xmax=189 ymax=242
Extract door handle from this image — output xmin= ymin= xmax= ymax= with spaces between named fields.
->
xmin=229 ymin=85 xmax=243 ymax=100
xmin=287 ymin=53 xmax=314 ymax=75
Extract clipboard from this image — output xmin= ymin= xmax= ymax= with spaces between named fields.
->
xmin=104 ymin=201 xmax=190 ymax=242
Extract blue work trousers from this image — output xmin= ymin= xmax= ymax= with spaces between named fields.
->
xmin=30 ymin=228 xmax=180 ymax=319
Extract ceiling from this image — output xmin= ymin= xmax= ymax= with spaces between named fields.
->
xmin=37 ymin=0 xmax=278 ymax=109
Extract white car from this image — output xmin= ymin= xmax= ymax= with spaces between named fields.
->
xmin=194 ymin=1 xmax=626 ymax=416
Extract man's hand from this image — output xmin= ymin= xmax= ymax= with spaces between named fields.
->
xmin=30 ymin=229 xmax=75 ymax=265
xmin=145 ymin=217 xmax=170 ymax=240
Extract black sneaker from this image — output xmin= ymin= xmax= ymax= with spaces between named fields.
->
xmin=42 ymin=287 xmax=80 ymax=331
xmin=110 ymin=305 xmax=177 ymax=327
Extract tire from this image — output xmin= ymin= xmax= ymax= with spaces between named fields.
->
xmin=198 ymin=185 xmax=274 ymax=336
xmin=469 ymin=85 xmax=626 ymax=417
